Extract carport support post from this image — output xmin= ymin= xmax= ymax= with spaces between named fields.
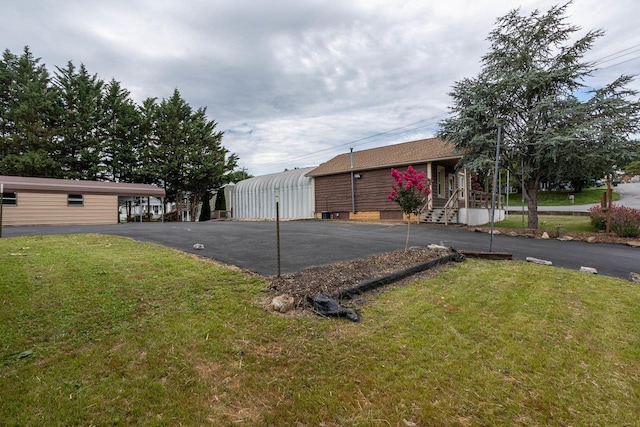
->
xmin=275 ymin=188 xmax=281 ymax=277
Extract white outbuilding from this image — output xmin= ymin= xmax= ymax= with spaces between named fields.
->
xmin=232 ymin=167 xmax=314 ymax=220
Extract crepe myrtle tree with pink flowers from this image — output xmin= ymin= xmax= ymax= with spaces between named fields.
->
xmin=388 ymin=166 xmax=432 ymax=249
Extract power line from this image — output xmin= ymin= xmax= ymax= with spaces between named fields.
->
xmin=592 ymin=43 xmax=640 ymax=64
xmin=254 ymin=42 xmax=640 ymax=172
xmin=262 ymin=113 xmax=448 ymax=167
xmin=595 ymin=54 xmax=640 ymax=71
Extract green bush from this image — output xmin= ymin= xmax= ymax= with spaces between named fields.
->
xmin=589 ymin=206 xmax=608 ymax=231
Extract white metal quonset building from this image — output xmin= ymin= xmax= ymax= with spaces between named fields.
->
xmin=232 ymin=168 xmax=314 ymax=220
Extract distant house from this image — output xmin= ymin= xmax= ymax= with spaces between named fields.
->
xmin=306 ymin=138 xmax=503 ymax=226
xmin=0 ymin=175 xmax=165 ymax=226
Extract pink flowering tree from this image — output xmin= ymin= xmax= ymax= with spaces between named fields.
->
xmin=388 ymin=166 xmax=432 ymax=249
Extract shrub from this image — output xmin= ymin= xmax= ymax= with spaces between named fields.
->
xmin=589 ymin=204 xmax=640 ymax=237
xmin=589 ymin=205 xmax=608 ymax=231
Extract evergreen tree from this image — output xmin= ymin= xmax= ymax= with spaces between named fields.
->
xmin=0 ymin=47 xmax=59 ymax=177
xmin=199 ymin=191 xmax=212 ymax=221
xmin=53 ymin=61 xmax=105 ymax=179
xmin=438 ymin=4 xmax=640 ymax=228
xmin=154 ymin=89 xmax=237 ymax=221
xmin=101 ymin=79 xmax=142 ymax=182
xmin=214 ymin=189 xmax=226 ymax=211
xmin=136 ymin=97 xmax=160 ymax=184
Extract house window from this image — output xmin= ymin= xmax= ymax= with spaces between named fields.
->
xmin=1 ymin=192 xmax=17 ymax=206
xmin=68 ymin=194 xmax=84 ymax=206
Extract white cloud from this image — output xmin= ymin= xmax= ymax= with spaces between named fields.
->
xmin=2 ymin=0 xmax=638 ymax=176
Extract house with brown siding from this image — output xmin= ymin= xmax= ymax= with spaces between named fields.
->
xmin=0 ymin=175 xmax=165 ymax=226
xmin=306 ymin=138 xmax=503 ymax=226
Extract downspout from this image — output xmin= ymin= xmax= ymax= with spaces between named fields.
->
xmin=350 ymin=148 xmax=355 ymax=213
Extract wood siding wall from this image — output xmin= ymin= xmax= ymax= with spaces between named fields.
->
xmin=3 ymin=193 xmax=118 ymax=226
xmin=313 ymin=162 xmax=456 ymax=216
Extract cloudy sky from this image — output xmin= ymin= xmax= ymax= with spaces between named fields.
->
xmin=2 ymin=0 xmax=639 ymax=176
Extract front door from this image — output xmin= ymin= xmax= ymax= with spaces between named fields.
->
xmin=448 ymin=174 xmax=456 ymax=199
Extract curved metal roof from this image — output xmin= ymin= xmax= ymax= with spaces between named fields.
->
xmin=233 ymin=168 xmax=314 ymax=219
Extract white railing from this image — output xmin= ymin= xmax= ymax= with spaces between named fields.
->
xmin=443 ymin=188 xmax=462 ymax=225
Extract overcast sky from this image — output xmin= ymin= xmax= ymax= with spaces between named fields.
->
xmin=2 ymin=0 xmax=639 ymax=176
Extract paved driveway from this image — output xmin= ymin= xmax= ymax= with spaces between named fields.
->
xmin=3 ymin=221 xmax=637 ymax=280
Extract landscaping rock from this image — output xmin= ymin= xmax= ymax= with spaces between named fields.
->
xmin=586 ymin=236 xmax=597 ymax=243
xmin=508 ymin=231 xmax=518 ymax=237
xmin=427 ymin=244 xmax=449 ymax=251
xmin=272 ymin=295 xmax=294 ymax=313
xmin=541 ymin=232 xmax=550 ymax=239
xmin=580 ymin=266 xmax=598 ymax=274
xmin=630 ymin=272 xmax=640 ymax=283
xmin=627 ymin=240 xmax=640 ymax=248
xmin=526 ymin=257 xmax=552 ymax=266
xmin=557 ymin=236 xmax=574 ymax=242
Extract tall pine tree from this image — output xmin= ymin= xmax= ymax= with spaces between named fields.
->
xmin=53 ymin=61 xmax=105 ymax=180
xmin=0 ymin=47 xmax=59 ymax=177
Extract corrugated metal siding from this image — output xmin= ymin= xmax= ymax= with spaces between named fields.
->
xmin=233 ymin=168 xmax=314 ymax=219
xmin=3 ymin=193 xmax=118 ymax=226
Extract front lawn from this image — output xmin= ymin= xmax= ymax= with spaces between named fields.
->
xmin=498 ymin=214 xmax=595 ymax=233
xmin=1 ymin=235 xmax=639 ymax=425
xmin=508 ymin=187 xmax=620 ymax=206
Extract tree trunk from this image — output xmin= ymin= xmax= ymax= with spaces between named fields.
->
xmin=524 ymin=179 xmax=538 ymax=229
xmin=405 ymin=215 xmax=411 ymax=250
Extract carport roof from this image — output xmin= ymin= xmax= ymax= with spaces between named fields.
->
xmin=306 ymin=138 xmax=462 ymax=177
xmin=0 ymin=175 xmax=166 ymax=197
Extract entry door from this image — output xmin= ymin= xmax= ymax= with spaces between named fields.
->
xmin=448 ymin=174 xmax=455 ymax=199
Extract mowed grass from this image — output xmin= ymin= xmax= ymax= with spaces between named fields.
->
xmin=509 ymin=187 xmax=620 ymax=206
xmin=498 ymin=214 xmax=595 ymax=233
xmin=1 ymin=235 xmax=639 ymax=426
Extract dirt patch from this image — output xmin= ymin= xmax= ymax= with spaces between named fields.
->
xmin=268 ymin=246 xmax=453 ymax=310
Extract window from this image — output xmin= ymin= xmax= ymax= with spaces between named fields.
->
xmin=67 ymin=194 xmax=84 ymax=206
xmin=1 ymin=192 xmax=17 ymax=206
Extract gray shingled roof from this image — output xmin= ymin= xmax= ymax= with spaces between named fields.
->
xmin=0 ymin=175 xmax=166 ymax=197
xmin=306 ymin=138 xmax=461 ymax=177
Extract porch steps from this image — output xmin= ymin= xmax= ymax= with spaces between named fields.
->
xmin=423 ymin=208 xmax=459 ymax=224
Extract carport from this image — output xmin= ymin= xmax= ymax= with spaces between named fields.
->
xmin=0 ymin=175 xmax=165 ymax=227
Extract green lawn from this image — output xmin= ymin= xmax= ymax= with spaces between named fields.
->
xmin=498 ymin=214 xmax=595 ymax=233
xmin=508 ymin=187 xmax=620 ymax=206
xmin=1 ymin=235 xmax=639 ymax=426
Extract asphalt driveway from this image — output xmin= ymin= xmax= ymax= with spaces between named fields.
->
xmin=3 ymin=220 xmax=638 ymax=280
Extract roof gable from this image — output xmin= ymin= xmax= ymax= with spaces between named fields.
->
xmin=306 ymin=138 xmax=460 ymax=177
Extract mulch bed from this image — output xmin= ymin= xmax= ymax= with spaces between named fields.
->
xmin=268 ymin=246 xmax=454 ymax=310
